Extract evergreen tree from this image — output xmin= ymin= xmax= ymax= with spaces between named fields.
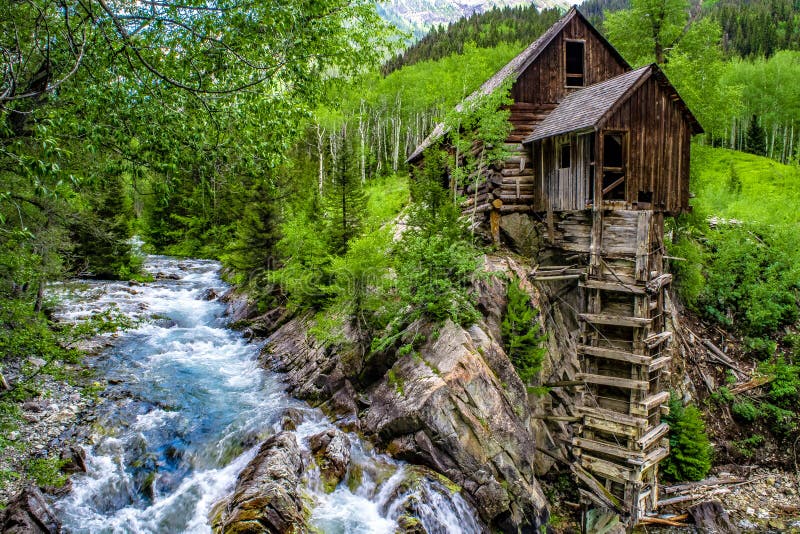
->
xmin=71 ymin=174 xmax=136 ymax=279
xmin=662 ymin=394 xmax=713 ymax=481
xmin=223 ymin=179 xmax=282 ymax=281
xmin=745 ymin=114 xmax=767 ymax=156
xmin=501 ymin=277 xmax=547 ymax=384
xmin=325 ymin=139 xmax=366 ymax=255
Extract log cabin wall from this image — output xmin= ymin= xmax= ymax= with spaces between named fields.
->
xmin=600 ymin=76 xmax=693 ymax=214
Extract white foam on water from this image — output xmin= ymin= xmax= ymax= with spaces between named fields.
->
xmin=53 ymin=255 xmax=484 ymax=533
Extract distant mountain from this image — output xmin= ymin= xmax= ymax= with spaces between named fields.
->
xmin=377 ymin=0 xmax=577 ymax=39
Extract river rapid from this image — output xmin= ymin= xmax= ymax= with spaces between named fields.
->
xmin=52 ymin=255 xmax=482 ymax=533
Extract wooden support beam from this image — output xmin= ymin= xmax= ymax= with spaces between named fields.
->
xmin=581 ymin=279 xmax=646 ymax=294
xmin=572 ymin=437 xmax=645 ymax=462
xmin=646 ymin=273 xmax=672 ymax=293
xmin=648 ymin=356 xmax=672 ymax=372
xmin=583 ymin=415 xmax=640 ymax=438
xmin=579 ymin=313 xmax=652 ymax=328
xmin=639 ymin=391 xmax=670 ymax=411
xmin=637 ymin=423 xmax=669 ymax=451
xmin=578 ymin=405 xmax=649 ymax=428
xmin=577 ymin=373 xmax=649 ymax=391
xmin=581 ymin=453 xmax=637 ymax=483
xmin=532 ymin=274 xmax=582 ymax=282
xmin=573 ymin=465 xmax=622 ymax=510
xmin=645 ymin=331 xmax=672 ymax=349
xmin=578 ymin=344 xmax=652 ymax=365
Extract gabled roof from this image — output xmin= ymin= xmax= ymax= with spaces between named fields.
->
xmin=524 ymin=66 xmax=650 ymax=141
xmin=407 ymin=6 xmax=628 ymax=163
xmin=523 ymin=64 xmax=703 ymax=143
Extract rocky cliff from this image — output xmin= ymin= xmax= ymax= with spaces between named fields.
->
xmin=252 ymin=237 xmax=584 ymax=532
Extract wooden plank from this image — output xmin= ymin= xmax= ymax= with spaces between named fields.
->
xmin=646 ymin=273 xmax=672 ymax=293
xmin=639 ymin=446 xmax=669 ymax=471
xmin=573 ymin=437 xmax=645 ymax=461
xmin=583 ymin=415 xmax=640 ymax=438
xmin=577 ymin=373 xmax=649 ymax=391
xmin=639 ymin=391 xmax=670 ymax=411
xmin=579 ymin=313 xmax=652 ymax=328
xmin=578 ymin=405 xmax=649 ymax=428
xmin=580 ymin=279 xmax=646 ymax=294
xmin=581 ymin=453 xmax=636 ymax=483
xmin=648 ymin=356 xmax=671 ymax=372
xmin=637 ymin=423 xmax=669 ymax=450
xmin=573 ymin=465 xmax=622 ymax=510
xmin=578 ymin=344 xmax=652 ymax=365
xmin=645 ymin=331 xmax=672 ymax=349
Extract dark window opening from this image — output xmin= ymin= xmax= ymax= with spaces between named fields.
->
xmin=602 ymin=171 xmax=626 ymax=200
xmin=560 ymin=143 xmax=571 ymax=168
xmin=603 ymin=133 xmax=624 ymax=168
xmin=565 ymin=41 xmax=585 ymax=87
xmin=638 ymin=191 xmax=653 ymax=205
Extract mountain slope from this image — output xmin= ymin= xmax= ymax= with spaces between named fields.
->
xmin=377 ymin=0 xmax=574 ymax=38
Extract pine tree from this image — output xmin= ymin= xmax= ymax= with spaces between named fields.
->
xmin=501 ymin=277 xmax=547 ymax=384
xmin=662 ymin=394 xmax=713 ymax=481
xmin=223 ymin=179 xmax=282 ymax=280
xmin=745 ymin=114 xmax=767 ymax=156
xmin=325 ymin=139 xmax=366 ymax=255
xmin=72 ymin=174 xmax=136 ymax=279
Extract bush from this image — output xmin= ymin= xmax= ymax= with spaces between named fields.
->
xmin=731 ymin=400 xmax=759 ymax=422
xmin=501 ymin=277 xmax=547 ymax=384
xmin=662 ymin=394 xmax=713 ymax=482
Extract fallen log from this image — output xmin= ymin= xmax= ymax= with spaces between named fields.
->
xmin=729 ymin=375 xmax=774 ymax=395
xmin=638 ymin=516 xmax=688 ymax=527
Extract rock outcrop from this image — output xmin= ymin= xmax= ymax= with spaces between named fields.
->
xmin=210 ymin=432 xmax=306 ymax=534
xmin=0 ymin=486 xmax=61 ymax=534
xmin=261 ymin=308 xmax=550 ymax=532
xmin=363 ymin=319 xmax=549 ymax=530
xmin=308 ymin=428 xmax=351 ymax=492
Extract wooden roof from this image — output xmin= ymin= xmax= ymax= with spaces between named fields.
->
xmin=523 ymin=65 xmax=703 ymax=143
xmin=407 ymin=6 xmax=627 ymax=163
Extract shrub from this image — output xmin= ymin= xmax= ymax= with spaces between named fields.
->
xmin=662 ymin=394 xmax=713 ymax=482
xmin=731 ymin=400 xmax=759 ymax=422
xmin=501 ymin=277 xmax=547 ymax=384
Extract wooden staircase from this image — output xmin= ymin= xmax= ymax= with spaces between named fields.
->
xmin=570 ymin=210 xmax=672 ymax=524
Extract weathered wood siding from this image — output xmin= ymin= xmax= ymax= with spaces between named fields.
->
xmin=600 ymin=76 xmax=692 ymax=213
xmin=533 ymin=133 xmax=593 ymax=211
xmin=511 ymin=16 xmax=628 ymax=106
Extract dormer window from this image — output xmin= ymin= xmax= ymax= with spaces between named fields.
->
xmin=565 ymin=40 xmax=585 ymax=87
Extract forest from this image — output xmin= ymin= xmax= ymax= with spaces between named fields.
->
xmin=1 ymin=0 xmax=800 ymax=529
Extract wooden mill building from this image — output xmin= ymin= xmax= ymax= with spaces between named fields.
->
xmin=408 ymin=6 xmax=703 ymax=528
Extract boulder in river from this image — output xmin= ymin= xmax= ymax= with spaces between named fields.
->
xmin=308 ymin=428 xmax=351 ymax=492
xmin=0 ymin=486 xmax=61 ymax=534
xmin=210 ymin=432 xmax=306 ymax=534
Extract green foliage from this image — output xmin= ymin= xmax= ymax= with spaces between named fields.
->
xmin=733 ymin=434 xmax=764 ymax=458
xmin=25 ymin=457 xmax=67 ymax=489
xmin=731 ymin=400 xmax=759 ymax=422
xmin=393 ymin=153 xmax=482 ymax=326
xmin=745 ymin=115 xmax=767 ymax=156
xmin=662 ymin=394 xmax=714 ymax=482
xmin=759 ymin=356 xmax=800 ymax=410
xmin=324 ymin=140 xmax=368 ymax=255
xmin=710 ymin=386 xmax=734 ymax=405
xmin=501 ymin=277 xmax=547 ymax=384
xmin=382 ymin=5 xmax=563 ymax=73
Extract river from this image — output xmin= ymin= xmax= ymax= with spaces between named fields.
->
xmin=52 ymin=255 xmax=482 ymax=533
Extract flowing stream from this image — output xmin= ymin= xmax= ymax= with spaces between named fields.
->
xmin=52 ymin=255 xmax=482 ymax=533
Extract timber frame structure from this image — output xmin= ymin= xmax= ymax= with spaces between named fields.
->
xmin=409 ymin=5 xmax=703 ymax=529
